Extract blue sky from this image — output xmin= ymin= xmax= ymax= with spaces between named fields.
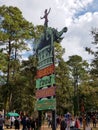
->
xmin=75 ymin=0 xmax=98 ymax=17
xmin=0 ymin=0 xmax=98 ymax=62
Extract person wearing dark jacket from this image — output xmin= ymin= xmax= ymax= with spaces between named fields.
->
xmin=26 ymin=117 xmax=31 ymax=130
xmin=21 ymin=116 xmax=27 ymax=130
xmin=14 ymin=117 xmax=20 ymax=130
xmin=60 ymin=116 xmax=67 ymax=130
xmin=0 ymin=114 xmax=3 ymax=130
xmin=31 ymin=118 xmax=36 ymax=130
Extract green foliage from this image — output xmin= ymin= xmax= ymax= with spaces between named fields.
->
xmin=0 ymin=5 xmax=35 ymax=114
xmin=67 ymin=55 xmax=89 ymax=115
xmin=54 ymin=42 xmax=65 ymax=63
xmin=85 ymin=28 xmax=98 ymax=111
xmin=34 ymin=25 xmax=44 ymax=39
xmin=56 ymin=59 xmax=73 ymax=114
xmin=0 ymin=5 xmax=34 ymax=40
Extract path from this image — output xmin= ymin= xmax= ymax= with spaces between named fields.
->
xmin=3 ymin=123 xmax=98 ymax=130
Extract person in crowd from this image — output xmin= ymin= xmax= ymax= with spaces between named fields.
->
xmin=75 ymin=117 xmax=80 ymax=129
xmin=31 ymin=117 xmax=36 ymax=130
xmin=5 ymin=117 xmax=11 ymax=128
xmin=70 ymin=117 xmax=75 ymax=130
xmin=10 ymin=116 xmax=15 ymax=128
xmin=65 ymin=112 xmax=71 ymax=129
xmin=14 ymin=117 xmax=20 ymax=130
xmin=86 ymin=115 xmax=90 ymax=126
xmin=48 ymin=116 xmax=52 ymax=128
xmin=35 ymin=118 xmax=39 ymax=130
xmin=0 ymin=114 xmax=3 ymax=130
xmin=21 ymin=115 xmax=27 ymax=130
xmin=56 ymin=115 xmax=60 ymax=128
xmin=79 ymin=116 xmax=82 ymax=127
xmin=26 ymin=116 xmax=31 ymax=130
xmin=92 ymin=115 xmax=97 ymax=128
xmin=60 ymin=115 xmax=67 ymax=130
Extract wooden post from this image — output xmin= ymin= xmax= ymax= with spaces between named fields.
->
xmin=38 ymin=111 xmax=42 ymax=130
xmin=52 ymin=110 xmax=56 ymax=130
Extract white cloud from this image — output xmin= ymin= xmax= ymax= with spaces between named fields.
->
xmin=62 ymin=11 xmax=98 ymax=62
xmin=0 ymin=0 xmax=98 ymax=62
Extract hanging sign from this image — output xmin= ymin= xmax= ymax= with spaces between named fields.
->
xmin=36 ymin=74 xmax=55 ymax=89
xmin=36 ymin=86 xmax=56 ymax=99
xmin=35 ymin=98 xmax=56 ymax=110
xmin=37 ymin=64 xmax=55 ymax=78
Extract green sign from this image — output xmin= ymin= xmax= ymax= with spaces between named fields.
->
xmin=36 ymin=74 xmax=55 ymax=89
xmin=35 ymin=98 xmax=56 ymax=110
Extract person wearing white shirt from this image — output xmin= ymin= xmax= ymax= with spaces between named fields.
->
xmin=70 ymin=117 xmax=75 ymax=130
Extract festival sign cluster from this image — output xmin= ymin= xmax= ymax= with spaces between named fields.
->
xmin=35 ymin=39 xmax=56 ymax=111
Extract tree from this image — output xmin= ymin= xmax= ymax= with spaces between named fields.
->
xmin=67 ymin=55 xmax=89 ymax=115
xmin=55 ymin=58 xmax=72 ymax=114
xmin=53 ymin=43 xmax=72 ymax=114
xmin=86 ymin=28 xmax=98 ymax=86
xmin=0 ymin=5 xmax=35 ymax=112
xmin=3 ymin=54 xmax=37 ymax=114
xmin=85 ymin=28 xmax=98 ymax=111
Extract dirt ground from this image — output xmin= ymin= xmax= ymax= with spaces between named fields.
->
xmin=3 ymin=123 xmax=98 ymax=130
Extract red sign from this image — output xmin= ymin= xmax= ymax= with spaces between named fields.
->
xmin=37 ymin=64 xmax=55 ymax=78
xmin=36 ymin=86 xmax=56 ymax=99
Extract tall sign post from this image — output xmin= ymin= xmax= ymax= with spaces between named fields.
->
xmin=34 ymin=8 xmax=67 ymax=130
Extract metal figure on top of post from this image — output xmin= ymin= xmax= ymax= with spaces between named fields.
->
xmin=34 ymin=8 xmax=68 ymax=53
xmin=40 ymin=8 xmax=51 ymax=28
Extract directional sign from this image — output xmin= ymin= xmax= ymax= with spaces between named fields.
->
xmin=35 ymin=98 xmax=56 ymax=110
xmin=36 ymin=86 xmax=56 ymax=99
xmin=36 ymin=74 xmax=55 ymax=89
xmin=37 ymin=64 xmax=55 ymax=78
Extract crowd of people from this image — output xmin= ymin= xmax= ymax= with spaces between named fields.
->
xmin=46 ymin=112 xmax=98 ymax=130
xmin=0 ymin=113 xmax=38 ymax=130
xmin=47 ymin=113 xmax=81 ymax=130
xmin=20 ymin=115 xmax=36 ymax=130
xmin=0 ymin=111 xmax=98 ymax=130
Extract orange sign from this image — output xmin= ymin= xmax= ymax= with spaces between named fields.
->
xmin=36 ymin=86 xmax=56 ymax=99
xmin=37 ymin=64 xmax=55 ymax=78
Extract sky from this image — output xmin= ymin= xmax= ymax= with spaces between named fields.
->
xmin=1 ymin=0 xmax=98 ymax=62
